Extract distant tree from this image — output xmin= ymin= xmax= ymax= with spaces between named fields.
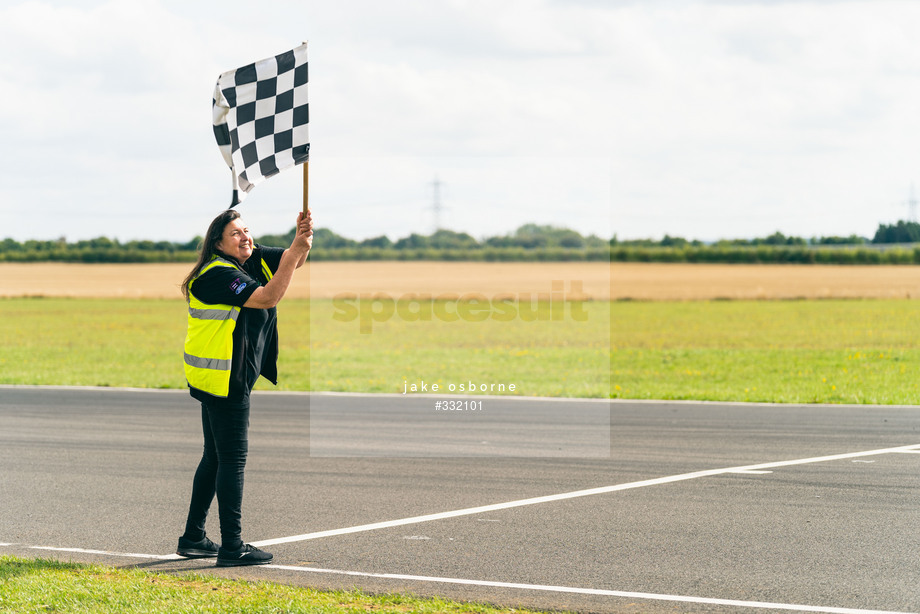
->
xmin=660 ymin=234 xmax=688 ymax=248
xmin=585 ymin=234 xmax=608 ymax=248
xmin=755 ymin=231 xmax=806 ymax=246
xmin=617 ymin=238 xmax=658 ymax=247
xmin=812 ymin=235 xmax=867 ymax=245
xmin=760 ymin=232 xmax=785 ymax=246
xmin=428 ymin=229 xmax=480 ymax=249
xmin=84 ymin=237 xmax=118 ymax=249
xmin=515 ymin=223 xmax=592 ymax=249
xmin=257 ymin=227 xmax=356 ymax=248
xmin=512 ymin=224 xmax=551 ymax=249
xmin=514 ymin=223 xmax=556 ymax=236
xmin=255 ymin=227 xmax=296 ymax=248
xmin=393 ymin=233 xmax=430 ymax=249
xmin=360 ymin=235 xmax=393 ymax=249
xmin=312 ymin=228 xmax=357 ymax=248
xmin=182 ymin=236 xmax=203 ymax=251
xmin=485 ymin=235 xmax=516 ymax=248
xmin=872 ymin=220 xmax=920 ymax=243
xmin=0 ymin=238 xmax=20 ymax=253
xmin=556 ymin=229 xmax=586 ymax=248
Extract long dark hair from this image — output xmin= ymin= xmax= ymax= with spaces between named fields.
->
xmin=181 ymin=209 xmax=241 ymax=301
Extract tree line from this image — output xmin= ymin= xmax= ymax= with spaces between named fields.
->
xmin=612 ymin=220 xmax=920 ymax=248
xmin=610 ymin=221 xmax=920 ymax=265
xmin=0 ymin=224 xmax=611 ymax=263
xmin=6 ymin=220 xmax=920 ymax=264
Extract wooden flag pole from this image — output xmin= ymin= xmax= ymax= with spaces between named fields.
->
xmin=301 ymin=41 xmax=310 ymax=219
xmin=303 ymin=160 xmax=310 ymax=217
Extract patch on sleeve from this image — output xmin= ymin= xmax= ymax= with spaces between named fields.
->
xmin=229 ymin=277 xmax=248 ymax=295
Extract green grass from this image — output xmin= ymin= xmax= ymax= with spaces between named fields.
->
xmin=10 ymin=297 xmax=920 ymax=403
xmin=0 ymin=556 xmax=552 ymax=614
xmin=0 ymin=299 xmax=186 ymax=389
xmin=306 ymin=297 xmax=609 ymax=397
xmin=612 ymin=299 xmax=920 ymax=404
xmin=0 ymin=298 xmax=610 ymax=398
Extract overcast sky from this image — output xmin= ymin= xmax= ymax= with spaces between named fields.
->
xmin=2 ymin=0 xmax=919 ymax=243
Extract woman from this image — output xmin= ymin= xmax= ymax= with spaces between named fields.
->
xmin=175 ymin=208 xmax=312 ymax=567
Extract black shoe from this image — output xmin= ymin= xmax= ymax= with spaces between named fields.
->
xmin=176 ymin=535 xmax=219 ymax=558
xmin=216 ymin=543 xmax=273 ymax=567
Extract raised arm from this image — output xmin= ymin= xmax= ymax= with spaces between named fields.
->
xmin=243 ymin=211 xmax=313 ymax=309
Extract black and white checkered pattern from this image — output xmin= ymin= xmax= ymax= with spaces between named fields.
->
xmin=212 ymin=43 xmax=309 ymax=207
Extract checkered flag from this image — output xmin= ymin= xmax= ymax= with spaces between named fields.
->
xmin=212 ymin=43 xmax=309 ymax=207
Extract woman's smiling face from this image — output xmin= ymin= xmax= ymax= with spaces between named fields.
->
xmin=217 ymin=218 xmax=254 ymax=264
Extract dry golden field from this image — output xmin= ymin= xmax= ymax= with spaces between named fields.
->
xmin=612 ymin=263 xmax=920 ymax=300
xmin=5 ymin=261 xmax=920 ymax=300
xmin=1 ymin=262 xmax=610 ymax=300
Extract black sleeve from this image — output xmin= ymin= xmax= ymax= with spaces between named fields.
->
xmin=190 ymin=265 xmax=261 ymax=307
xmin=256 ymin=245 xmax=285 ymax=275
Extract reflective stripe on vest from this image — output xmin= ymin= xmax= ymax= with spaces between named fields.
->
xmin=261 ymin=258 xmax=274 ymax=282
xmin=184 ymin=255 xmax=269 ymax=398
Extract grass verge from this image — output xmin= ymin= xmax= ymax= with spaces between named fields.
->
xmin=0 ymin=298 xmax=610 ymax=398
xmin=11 ymin=296 xmax=920 ymax=403
xmin=612 ymin=299 xmax=920 ymax=403
xmin=0 ymin=556 xmax=553 ymax=614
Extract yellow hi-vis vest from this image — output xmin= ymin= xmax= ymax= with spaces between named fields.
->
xmin=184 ymin=255 xmax=274 ymax=398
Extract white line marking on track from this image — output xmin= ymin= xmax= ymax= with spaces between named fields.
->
xmin=29 ymin=546 xmax=181 ymax=561
xmin=251 ymin=443 xmax=920 ymax=547
xmin=0 ymin=543 xmax=909 ymax=614
xmin=264 ymin=564 xmax=913 ymax=614
xmin=0 ymin=385 xmax=608 ymax=403
xmin=5 ymin=444 xmax=919 ymax=614
xmin=727 ymin=469 xmax=774 ymax=474
xmin=311 ymin=390 xmax=612 ymax=402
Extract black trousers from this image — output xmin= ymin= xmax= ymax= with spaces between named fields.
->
xmin=183 ymin=402 xmax=250 ymax=550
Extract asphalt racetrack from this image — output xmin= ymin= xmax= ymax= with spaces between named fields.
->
xmin=2 ymin=386 xmax=920 ymax=614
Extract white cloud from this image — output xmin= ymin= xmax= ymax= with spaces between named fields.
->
xmin=604 ymin=1 xmax=920 ymax=239
xmin=2 ymin=0 xmax=918 ymax=243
